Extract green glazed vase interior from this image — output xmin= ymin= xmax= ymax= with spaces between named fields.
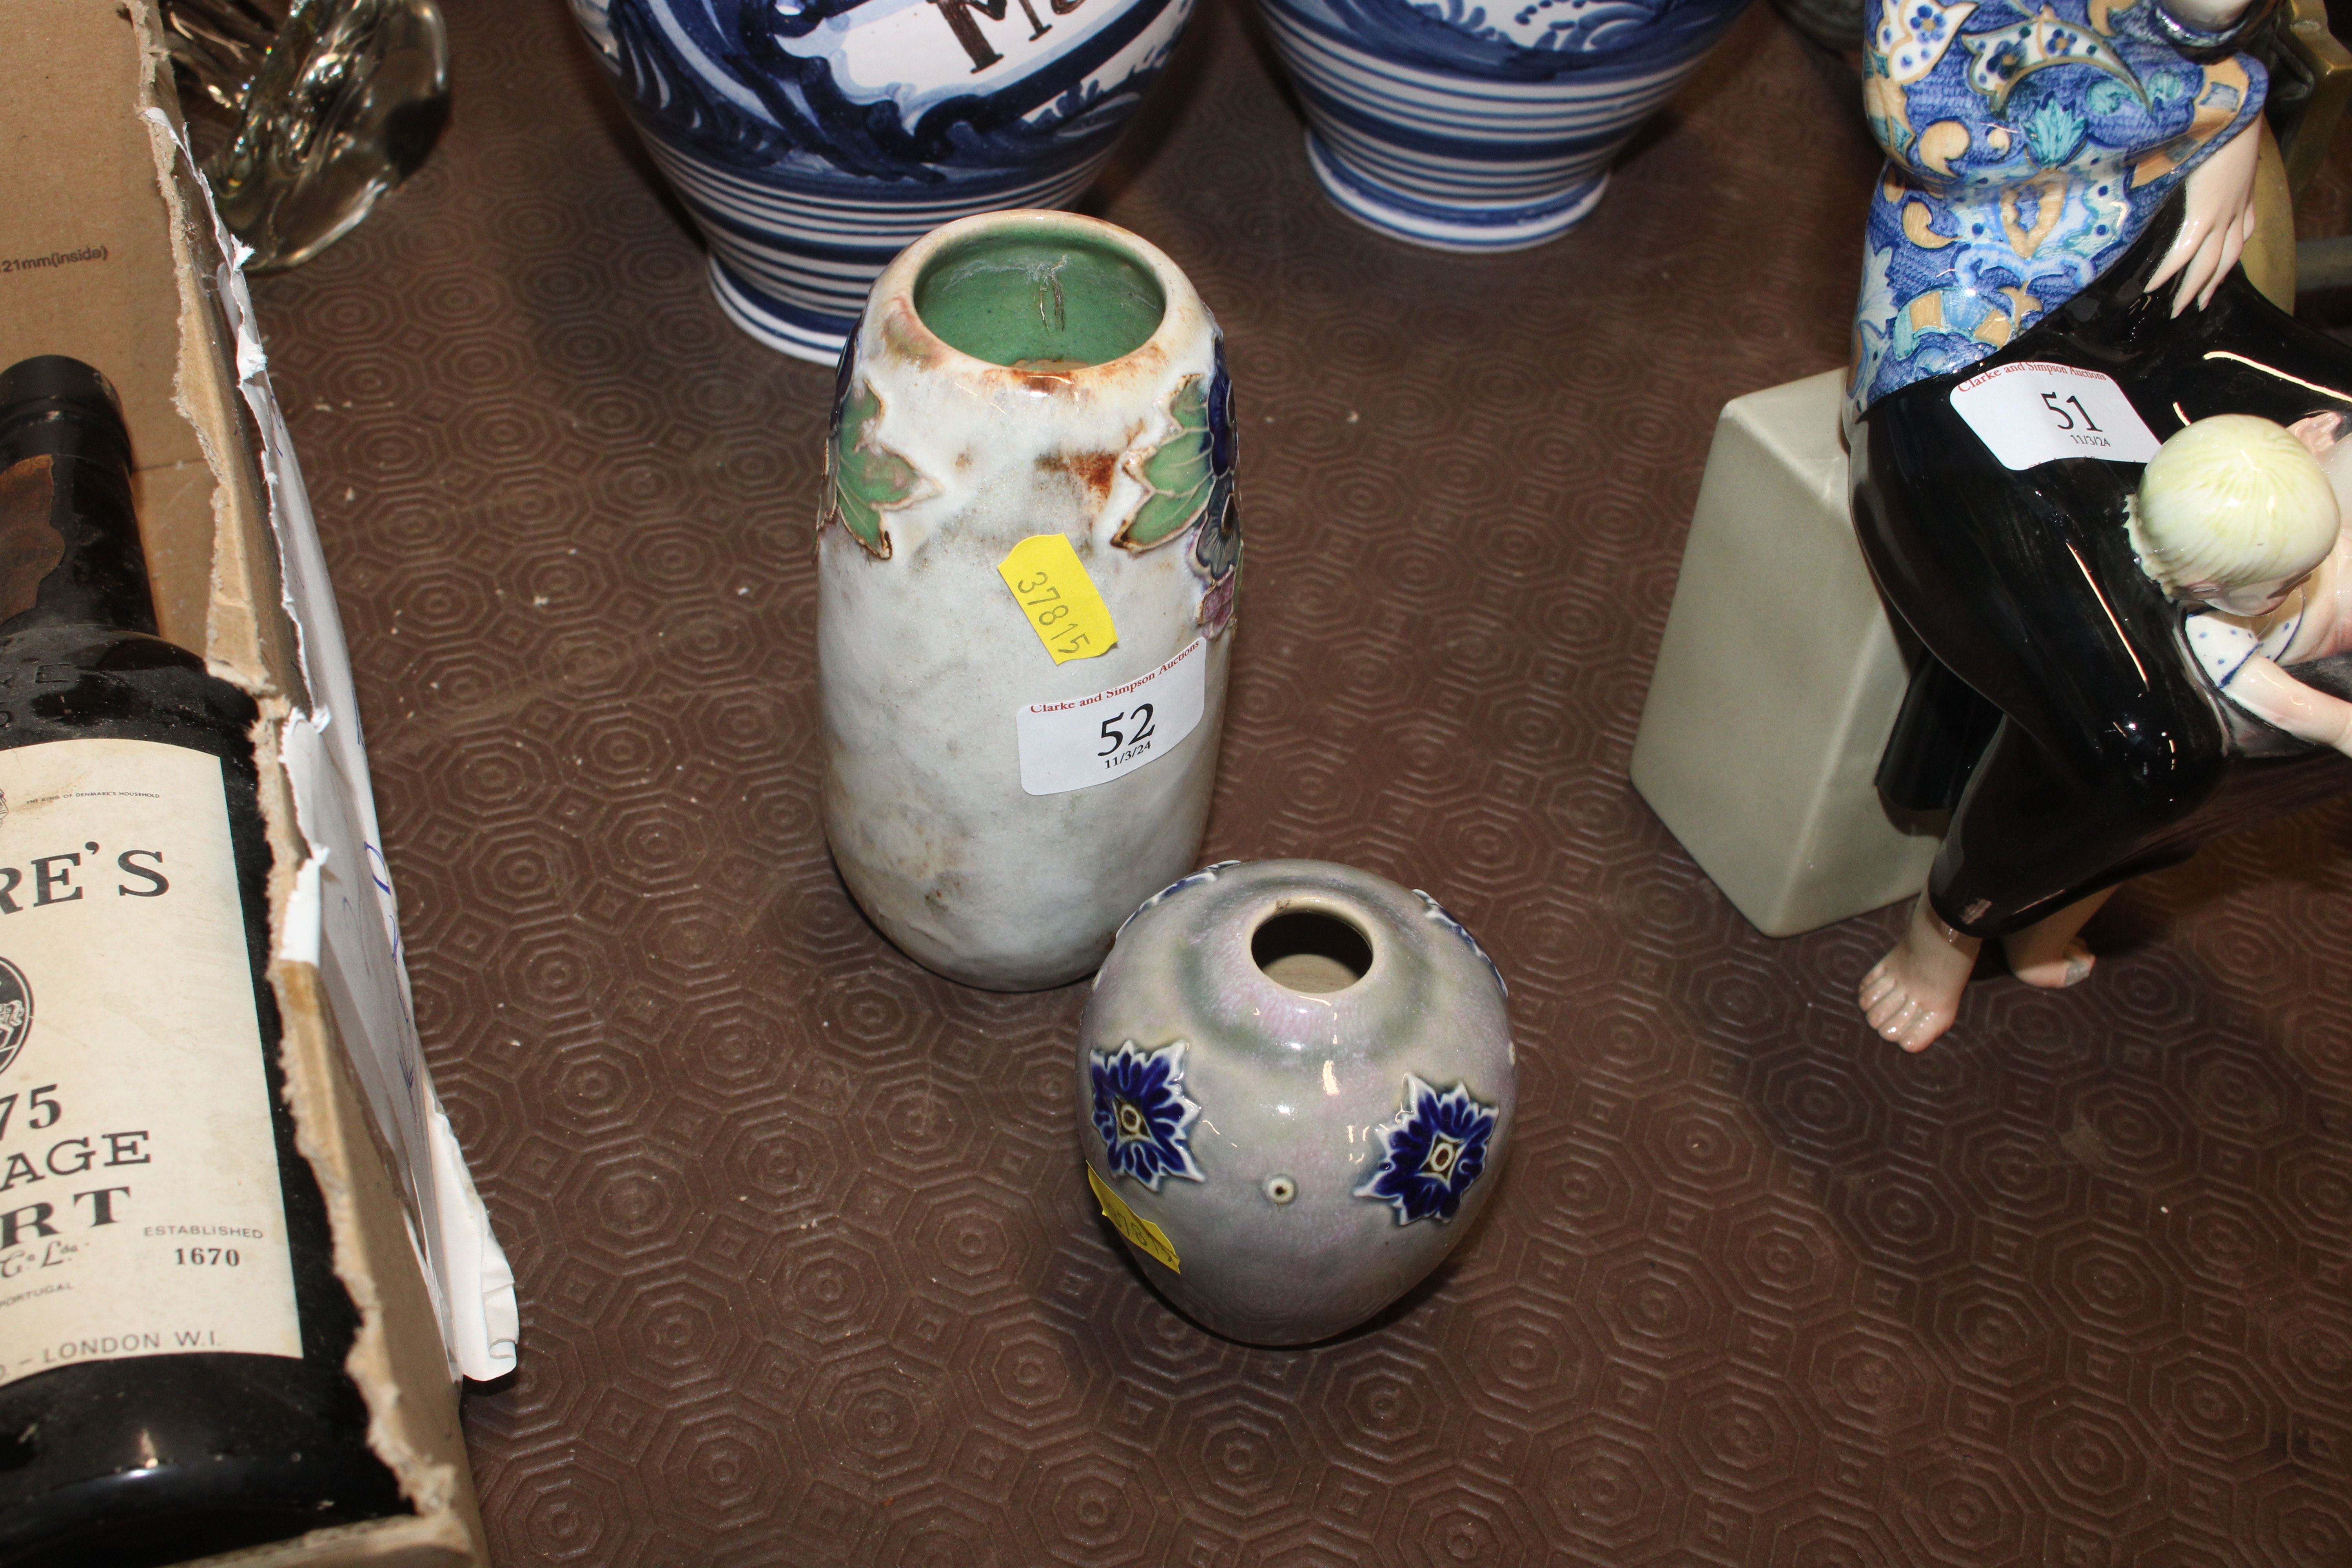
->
xmin=913 ymin=229 xmax=1166 ymax=370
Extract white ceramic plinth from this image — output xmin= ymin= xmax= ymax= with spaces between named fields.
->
xmin=1629 ymin=369 xmax=1940 ymax=938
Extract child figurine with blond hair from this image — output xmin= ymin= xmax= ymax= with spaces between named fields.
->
xmin=1862 ymin=412 xmax=2352 ymax=1048
xmin=2140 ymin=413 xmax=2352 ymax=746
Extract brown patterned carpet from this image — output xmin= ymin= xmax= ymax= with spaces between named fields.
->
xmin=247 ymin=0 xmax=2352 ymax=1562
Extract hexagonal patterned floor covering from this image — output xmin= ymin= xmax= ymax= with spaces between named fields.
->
xmin=247 ymin=0 xmax=2352 ymax=1562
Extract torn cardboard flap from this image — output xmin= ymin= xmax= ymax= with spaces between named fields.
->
xmin=140 ymin=59 xmax=518 ymax=1389
xmin=0 ymin=2 xmax=508 ymax=1561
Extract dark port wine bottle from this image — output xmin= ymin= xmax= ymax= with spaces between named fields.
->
xmin=0 ymin=357 xmax=405 ymax=1565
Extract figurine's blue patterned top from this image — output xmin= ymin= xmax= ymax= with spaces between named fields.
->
xmin=1848 ymin=0 xmax=2265 ymax=414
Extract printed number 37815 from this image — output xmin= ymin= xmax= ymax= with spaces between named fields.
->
xmin=1017 ymin=573 xmax=1089 ymax=653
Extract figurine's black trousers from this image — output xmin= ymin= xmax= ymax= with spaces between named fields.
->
xmin=1851 ymin=209 xmax=2352 ymax=939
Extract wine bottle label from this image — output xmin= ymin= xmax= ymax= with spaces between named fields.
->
xmin=0 ymin=738 xmax=299 ymax=1385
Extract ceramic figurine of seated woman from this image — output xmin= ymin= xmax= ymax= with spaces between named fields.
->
xmin=1863 ymin=414 xmax=2352 ymax=1044
xmin=1847 ymin=0 xmax=2352 ymax=1049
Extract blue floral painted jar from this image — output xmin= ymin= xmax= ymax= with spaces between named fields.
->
xmin=567 ymin=0 xmax=1201 ymax=362
xmin=1256 ymin=0 xmax=1753 ymax=249
xmin=1076 ymin=860 xmax=1515 ymax=1344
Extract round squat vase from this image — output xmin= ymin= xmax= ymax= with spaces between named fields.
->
xmin=567 ymin=0 xmax=1201 ymax=362
xmin=1077 ymin=860 xmax=1515 ymax=1344
xmin=820 ymin=211 xmax=1239 ymax=991
xmin=1255 ymin=0 xmax=1752 ymax=250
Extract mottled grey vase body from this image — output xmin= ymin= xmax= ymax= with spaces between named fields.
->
xmin=819 ymin=212 xmax=1239 ymax=991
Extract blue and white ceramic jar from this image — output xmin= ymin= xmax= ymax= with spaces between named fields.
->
xmin=1077 ymin=861 xmax=1515 ymax=1344
xmin=1256 ymin=0 xmax=1752 ymax=250
xmin=568 ymin=0 xmax=1200 ymax=361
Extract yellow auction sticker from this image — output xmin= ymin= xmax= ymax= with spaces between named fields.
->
xmin=998 ymin=534 xmax=1116 ymax=664
xmin=1086 ymin=1165 xmax=1180 ymax=1273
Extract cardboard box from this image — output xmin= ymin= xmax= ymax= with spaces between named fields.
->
xmin=0 ymin=3 xmax=514 ymax=1562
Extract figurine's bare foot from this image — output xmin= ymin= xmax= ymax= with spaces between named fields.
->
xmin=2002 ymin=938 xmax=2094 ymax=989
xmin=1997 ymin=887 xmax=2116 ymax=991
xmin=1858 ymin=895 xmax=1981 ymax=1052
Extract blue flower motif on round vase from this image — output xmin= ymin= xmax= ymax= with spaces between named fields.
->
xmin=1090 ymin=1040 xmax=1208 ymax=1190
xmin=1356 ymin=1076 xmax=1497 ymax=1224
xmin=1111 ymin=861 xmax=1241 ymax=949
xmin=1412 ymin=888 xmax=1506 ymax=1002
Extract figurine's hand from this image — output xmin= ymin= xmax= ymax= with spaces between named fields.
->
xmin=2288 ymin=411 xmax=2346 ymax=459
xmin=2228 ymin=655 xmax=2352 ymax=752
xmin=2147 ymin=125 xmax=2261 ymax=317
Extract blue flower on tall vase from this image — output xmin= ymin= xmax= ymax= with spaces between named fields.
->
xmin=1356 ymin=1076 xmax=1498 ymax=1224
xmin=1090 ymin=1040 xmax=1207 ymax=1191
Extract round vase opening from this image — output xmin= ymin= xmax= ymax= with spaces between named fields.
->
xmin=1251 ymin=909 xmax=1373 ymax=995
xmin=912 ymin=229 xmax=1167 ymax=371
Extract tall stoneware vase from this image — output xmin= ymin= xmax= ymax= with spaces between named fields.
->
xmin=819 ymin=211 xmax=1240 ymax=990
xmin=568 ymin=0 xmax=1203 ymax=363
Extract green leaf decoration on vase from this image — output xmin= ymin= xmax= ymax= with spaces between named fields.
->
xmin=827 ymin=380 xmax=927 ymax=559
xmin=1117 ymin=375 xmax=1217 ymax=551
